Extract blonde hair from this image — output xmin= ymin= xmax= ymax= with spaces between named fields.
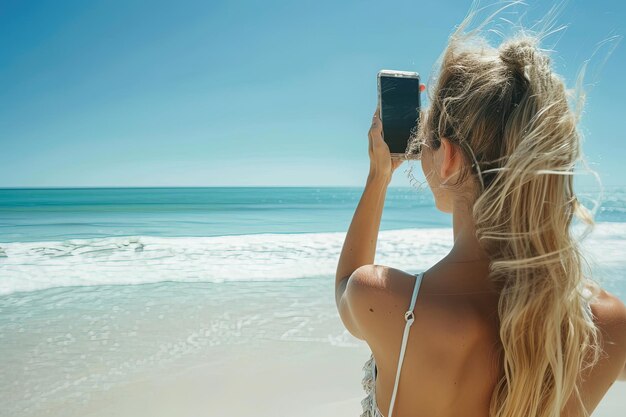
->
xmin=406 ymin=3 xmax=605 ymax=417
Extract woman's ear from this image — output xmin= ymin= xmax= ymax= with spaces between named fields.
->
xmin=439 ymin=137 xmax=461 ymax=182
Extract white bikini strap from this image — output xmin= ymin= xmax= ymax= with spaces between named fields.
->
xmin=387 ymin=271 xmax=424 ymax=417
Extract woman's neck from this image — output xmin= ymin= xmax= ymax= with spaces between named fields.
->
xmin=448 ymin=197 xmax=490 ymax=263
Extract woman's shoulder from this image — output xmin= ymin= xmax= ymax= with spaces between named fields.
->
xmin=588 ymin=286 xmax=626 ymax=358
xmin=586 ymin=284 xmax=626 ymax=324
xmin=346 ymin=265 xmax=487 ymax=350
xmin=584 ymin=283 xmax=626 ymax=351
xmin=562 ymin=285 xmax=626 ymax=415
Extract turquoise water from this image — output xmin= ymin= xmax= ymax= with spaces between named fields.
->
xmin=1 ymin=186 xmax=623 ymax=242
xmin=0 ymin=187 xmax=451 ymax=242
xmin=0 ymin=186 xmax=625 ymax=295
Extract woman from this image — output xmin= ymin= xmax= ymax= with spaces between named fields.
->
xmin=334 ymin=10 xmax=626 ymax=417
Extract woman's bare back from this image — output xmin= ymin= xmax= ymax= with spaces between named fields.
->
xmin=357 ymin=263 xmax=626 ymax=417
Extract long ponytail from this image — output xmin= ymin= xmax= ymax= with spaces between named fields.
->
xmin=406 ymin=5 xmax=604 ymax=417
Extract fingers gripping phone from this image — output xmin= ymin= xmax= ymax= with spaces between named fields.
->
xmin=377 ymin=70 xmax=422 ymax=158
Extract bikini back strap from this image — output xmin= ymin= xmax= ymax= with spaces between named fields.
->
xmin=387 ymin=271 xmax=424 ymax=417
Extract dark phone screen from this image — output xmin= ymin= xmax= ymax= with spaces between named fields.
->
xmin=379 ymin=75 xmax=421 ymax=154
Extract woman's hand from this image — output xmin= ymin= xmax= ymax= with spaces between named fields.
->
xmin=368 ymin=107 xmax=404 ymax=183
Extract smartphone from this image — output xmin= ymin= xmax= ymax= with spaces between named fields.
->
xmin=377 ymin=69 xmax=422 ymax=158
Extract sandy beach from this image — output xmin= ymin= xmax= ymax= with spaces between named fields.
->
xmin=72 ymin=348 xmax=626 ymax=417
xmin=2 ymin=278 xmax=369 ymax=417
xmin=65 ymin=341 xmax=372 ymax=417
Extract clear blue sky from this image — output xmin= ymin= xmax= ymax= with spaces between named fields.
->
xmin=1 ymin=0 xmax=624 ymax=187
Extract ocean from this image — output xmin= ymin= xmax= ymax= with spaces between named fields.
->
xmin=1 ymin=186 xmax=625 ymax=416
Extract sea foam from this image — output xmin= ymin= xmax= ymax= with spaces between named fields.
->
xmin=0 ymin=223 xmax=624 ymax=295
